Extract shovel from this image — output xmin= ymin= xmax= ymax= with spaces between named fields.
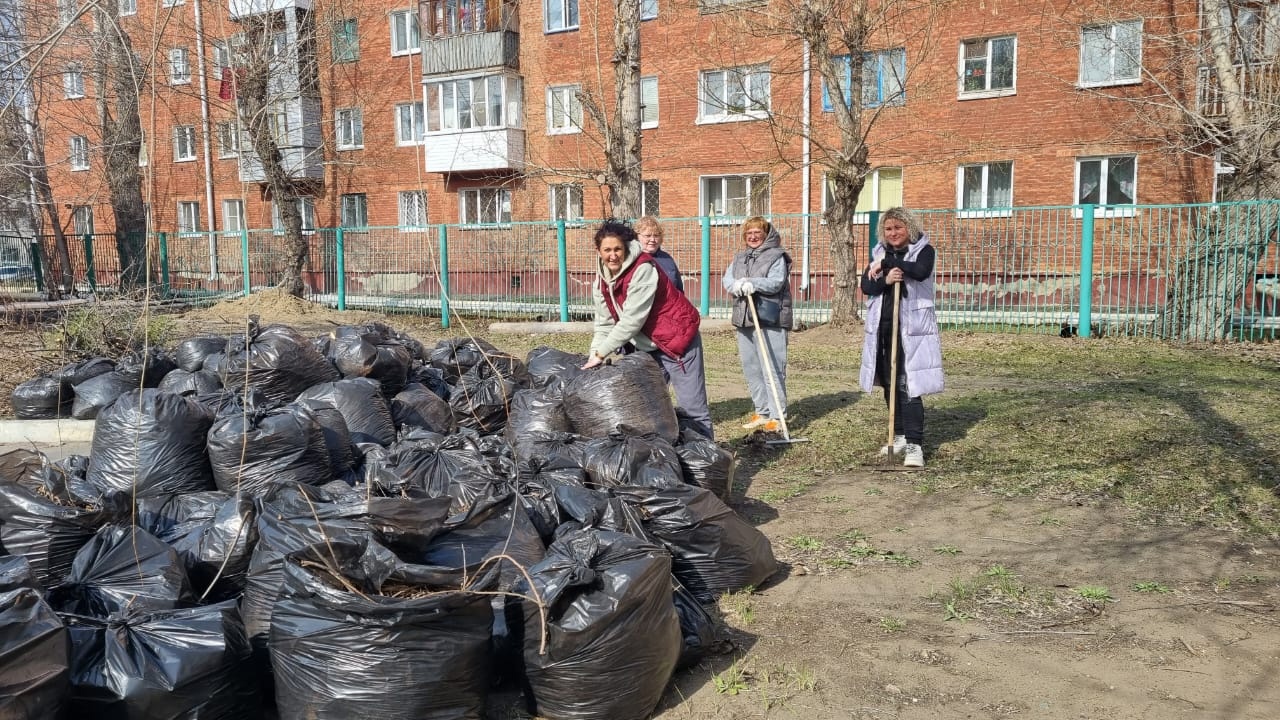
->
xmin=875 ymin=282 xmax=921 ymax=472
xmin=746 ymin=291 xmax=808 ymax=446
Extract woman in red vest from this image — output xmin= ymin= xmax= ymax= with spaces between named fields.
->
xmin=581 ymin=219 xmax=713 ymax=439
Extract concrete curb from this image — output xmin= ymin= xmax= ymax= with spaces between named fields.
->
xmin=489 ymin=319 xmax=736 ymax=334
xmin=0 ymin=419 xmax=96 ymax=445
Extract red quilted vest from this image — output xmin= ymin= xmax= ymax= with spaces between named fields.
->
xmin=600 ymin=253 xmax=701 ymax=359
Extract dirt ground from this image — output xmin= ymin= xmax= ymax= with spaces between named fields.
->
xmin=2 ymin=295 xmax=1278 ymax=719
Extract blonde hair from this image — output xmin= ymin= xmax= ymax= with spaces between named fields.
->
xmin=741 ymin=215 xmax=772 ymax=239
xmin=880 ymin=206 xmax=923 ymax=243
xmin=635 ymin=215 xmax=663 ymax=238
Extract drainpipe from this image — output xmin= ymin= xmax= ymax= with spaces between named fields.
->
xmin=800 ymin=39 xmax=812 ymax=291
xmin=193 ymin=0 xmax=218 ymax=276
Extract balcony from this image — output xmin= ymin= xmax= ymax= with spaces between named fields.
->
xmin=1197 ymin=60 xmax=1280 ymax=118
xmin=239 ymin=97 xmax=324 ymax=182
xmin=229 ymin=0 xmax=312 ymax=19
xmin=422 ymin=31 xmax=519 ymax=76
xmin=425 ymin=128 xmax=524 ymax=173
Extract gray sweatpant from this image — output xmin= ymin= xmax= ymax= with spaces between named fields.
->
xmin=648 ymin=334 xmax=714 ymax=440
xmin=735 ymin=326 xmax=788 ymax=419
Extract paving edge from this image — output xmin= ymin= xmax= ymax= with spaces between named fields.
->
xmin=0 ymin=419 xmax=96 ymax=445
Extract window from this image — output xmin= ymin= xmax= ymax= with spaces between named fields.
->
xmin=641 ymin=179 xmax=660 ymax=215
xmin=72 ymin=206 xmax=93 ymax=236
xmin=177 ymin=202 xmax=200 ymax=234
xmin=1076 ymin=156 xmax=1136 ymax=214
xmin=211 ymin=41 xmax=231 ymax=75
xmin=545 ymin=0 xmax=579 ymax=32
xmin=391 ymin=10 xmax=421 ymax=55
xmin=957 ymin=161 xmax=1013 ymax=216
xmin=427 ymin=0 xmax=490 ymax=36
xmin=119 ymin=0 xmax=136 ymax=15
xmin=1219 ymin=3 xmax=1280 ymax=62
xmin=701 ymin=174 xmax=770 ymax=218
xmin=222 ymin=199 xmax=244 ymax=232
xmin=162 ymin=0 xmax=185 ymax=7
xmin=173 ymin=125 xmax=197 ymax=161
xmin=822 ymin=168 xmax=903 ymax=223
xmin=64 ymin=64 xmax=84 ymax=98
xmin=427 ymin=74 xmax=519 ymax=131
xmin=399 ymin=190 xmax=429 ymax=229
xmin=69 ymin=135 xmax=89 ymax=170
xmin=641 ymin=0 xmax=657 ymax=19
xmin=547 ymin=85 xmax=582 ymax=134
xmin=550 ymin=184 xmax=584 ymax=222
xmin=1080 ymin=21 xmax=1141 ymax=86
xmin=269 ymin=111 xmax=290 ymax=145
xmin=138 ymin=129 xmax=147 ymax=166
xmin=216 ymin=121 xmax=240 ymax=157
xmin=395 ymin=102 xmax=425 ymax=145
xmin=340 ymin=194 xmax=368 ymax=228
xmin=823 ymin=50 xmax=906 ymax=111
xmin=333 ymin=19 xmax=359 ymax=63
xmin=169 ymin=48 xmax=191 ymax=84
xmin=335 ymin=107 xmax=364 ymax=149
xmin=699 ymin=65 xmax=770 ymax=122
xmin=460 ymin=188 xmax=511 ymax=225
xmin=273 ymin=198 xmax=317 ymax=233
xmin=960 ymin=36 xmax=1015 ymax=96
xmin=640 ymin=76 xmax=659 ymax=128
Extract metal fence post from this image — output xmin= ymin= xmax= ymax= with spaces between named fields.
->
xmin=700 ymin=215 xmax=711 ymax=316
xmin=29 ymin=241 xmax=44 ymax=293
xmin=158 ymin=232 xmax=170 ymax=297
xmin=1079 ymin=204 xmax=1096 ymax=338
xmin=438 ymin=224 xmax=450 ymax=328
xmin=82 ymin=233 xmax=96 ymax=295
xmin=868 ymin=210 xmax=881 ymax=259
xmin=556 ymin=218 xmax=569 ymax=322
xmin=240 ymin=229 xmax=251 ymax=297
xmin=335 ymin=227 xmax=346 ymax=311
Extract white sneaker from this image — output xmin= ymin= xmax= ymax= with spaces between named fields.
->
xmin=878 ymin=435 xmax=907 ymax=457
xmin=902 ymin=444 xmax=925 ymax=468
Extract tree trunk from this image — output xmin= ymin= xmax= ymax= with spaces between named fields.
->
xmin=97 ymin=6 xmax=149 ymax=289
xmin=23 ymin=108 xmax=73 ymax=297
xmin=606 ymin=0 xmax=642 ymax=219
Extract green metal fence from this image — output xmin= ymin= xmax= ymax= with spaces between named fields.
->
xmin=23 ymin=201 xmax=1280 ymax=342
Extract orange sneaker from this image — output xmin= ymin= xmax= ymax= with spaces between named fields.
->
xmin=761 ymin=419 xmax=782 ymax=432
xmin=741 ymin=413 xmax=768 ymax=430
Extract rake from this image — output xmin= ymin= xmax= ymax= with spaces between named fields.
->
xmin=746 ymin=292 xmax=809 ymax=446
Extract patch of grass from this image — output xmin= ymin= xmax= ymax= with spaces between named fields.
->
xmin=787 ymin=535 xmax=824 ymax=551
xmin=1132 ymin=581 xmax=1171 ymax=594
xmin=786 ymin=666 xmax=818 ymax=692
xmin=47 ymin=306 xmax=178 ymax=358
xmin=864 ymin=487 xmax=884 ymax=496
xmin=943 ymin=600 xmax=971 ymax=621
xmin=984 ymin=564 xmax=1015 ymax=579
xmin=1037 ymin=515 xmax=1064 ymax=526
xmin=714 ymin=661 xmax=751 ymax=695
xmin=1075 ymin=585 xmax=1115 ymax=602
xmin=933 ymin=545 xmax=962 ymax=556
xmin=820 ymin=494 xmax=843 ymax=503
xmin=719 ymin=587 xmax=756 ymax=626
xmin=758 ymin=479 xmax=814 ymax=503
xmin=879 ymin=616 xmax=906 ymax=632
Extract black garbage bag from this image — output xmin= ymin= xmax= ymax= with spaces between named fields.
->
xmin=296 ymin=398 xmax=356 ymax=476
xmin=614 ymin=483 xmax=778 ymax=603
xmin=449 ymin=362 xmax=516 ymax=435
xmin=48 ymin=525 xmax=193 ymax=617
xmin=157 ymin=368 xmax=222 ymax=396
xmin=207 ymin=402 xmax=334 ymax=496
xmin=672 ymin=578 xmax=720 ymax=670
xmin=512 ymin=430 xmax=591 ymax=468
xmin=428 ymin=337 xmax=503 ymax=384
xmin=70 ymin=371 xmax=135 ymax=420
xmin=391 ymin=382 xmax=456 ymax=433
xmin=175 ymin=335 xmax=228 ymax=373
xmin=136 ymin=492 xmax=258 ymax=603
xmin=270 ymin=539 xmax=497 ymax=720
xmin=418 ymin=492 xmax=545 ymax=591
xmin=87 ymin=388 xmax=215 ymax=497
xmin=408 ymin=364 xmax=451 ymax=401
xmin=0 ymin=556 xmax=36 ymax=592
xmin=563 ymin=352 xmax=679 ymax=442
xmin=202 ymin=351 xmax=226 ymax=374
xmin=0 ymin=588 xmax=71 ymax=720
xmin=115 ymin=347 xmax=178 ymax=388
xmin=516 ymin=455 xmax=587 ymax=542
xmin=475 ymin=432 xmax=518 ymax=484
xmin=674 ymin=428 xmax=736 ymax=501
xmin=297 ymin=377 xmax=395 ymax=446
xmin=524 ymin=346 xmax=586 ymax=397
xmin=64 ymin=600 xmax=259 ymax=719
xmin=327 ymin=326 xmax=413 ymax=396
xmin=221 ymin=322 xmax=340 ymax=405
xmin=56 ymin=357 xmax=116 ymax=387
xmin=10 ymin=375 xmax=71 ymax=419
xmin=0 ymin=464 xmax=123 ymax=589
xmin=363 ymin=430 xmax=503 ymax=513
xmin=581 ymin=428 xmax=685 ymax=489
xmin=552 ymin=485 xmax=649 ymax=538
xmin=505 ymin=389 xmax=571 ymax=450
xmin=520 ymin=526 xmax=681 ymax=720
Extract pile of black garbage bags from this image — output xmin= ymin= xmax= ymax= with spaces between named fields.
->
xmin=1 ymin=320 xmax=777 ymax=720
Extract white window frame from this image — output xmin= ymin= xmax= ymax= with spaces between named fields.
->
xmin=1074 ymin=155 xmax=1137 ymax=217
xmin=823 ymin=50 xmax=907 ymax=110
xmin=640 ymin=75 xmax=659 ymax=128
xmin=69 ymin=135 xmax=89 ymax=170
xmin=459 ymin=187 xmax=512 ymax=226
xmin=956 ymin=161 xmax=1014 ymax=218
xmin=221 ymin=199 xmax=244 ymax=233
xmin=821 ymin=167 xmax=904 ymax=224
xmin=162 ymin=0 xmax=185 ymax=7
xmin=335 ymin=107 xmax=364 ymax=149
xmin=426 ymin=74 xmax=520 ymax=132
xmin=64 ymin=64 xmax=84 ymax=99
xmin=698 ymin=64 xmax=771 ymax=123
xmin=169 ymin=47 xmax=191 ymax=85
xmin=173 ymin=125 xmax=197 ymax=162
xmin=333 ymin=18 xmax=359 ymax=63
xmin=1079 ymin=20 xmax=1142 ymax=88
xmin=700 ymin=174 xmax=770 ymax=222
xmin=390 ymin=9 xmax=421 ymax=55
xmin=72 ymin=206 xmax=93 ymax=235
xmin=544 ymin=0 xmax=579 ymax=33
xmin=546 ymin=84 xmax=582 ymax=134
xmin=216 ymin=121 xmax=240 ymax=158
xmin=395 ymin=101 xmax=426 ymax=145
xmin=340 ymin=193 xmax=368 ymax=228
xmin=398 ymin=190 xmax=429 ymax=230
xmin=177 ymin=201 xmax=200 ymax=235
xmin=641 ymin=179 xmax=660 ymax=216
xmin=211 ymin=41 xmax=231 ymax=76
xmin=272 ymin=198 xmax=317 ymax=234
xmin=119 ymin=0 xmax=137 ymax=16
xmin=641 ymin=0 xmax=657 ymax=20
xmin=958 ymin=35 xmax=1016 ymax=99
xmin=550 ymin=183 xmax=584 ymax=223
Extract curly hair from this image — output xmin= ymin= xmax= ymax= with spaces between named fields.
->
xmin=880 ymin=206 xmax=923 ymax=243
xmin=593 ymin=219 xmax=637 ymax=250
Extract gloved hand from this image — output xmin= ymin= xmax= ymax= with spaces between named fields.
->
xmin=730 ymin=279 xmax=744 ymax=296
xmin=739 ymin=280 xmax=755 ymax=296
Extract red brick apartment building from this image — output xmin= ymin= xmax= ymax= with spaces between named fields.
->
xmin=28 ymin=0 xmax=1230 ymax=240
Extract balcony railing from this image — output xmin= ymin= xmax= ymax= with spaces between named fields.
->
xmin=1197 ymin=60 xmax=1280 ymax=117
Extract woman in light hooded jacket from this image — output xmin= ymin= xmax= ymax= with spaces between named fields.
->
xmin=858 ymin=206 xmax=944 ymax=468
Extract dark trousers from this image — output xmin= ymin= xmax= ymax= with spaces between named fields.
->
xmin=648 ymin=334 xmax=713 ymax=440
xmin=874 ymin=329 xmax=924 ymax=444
